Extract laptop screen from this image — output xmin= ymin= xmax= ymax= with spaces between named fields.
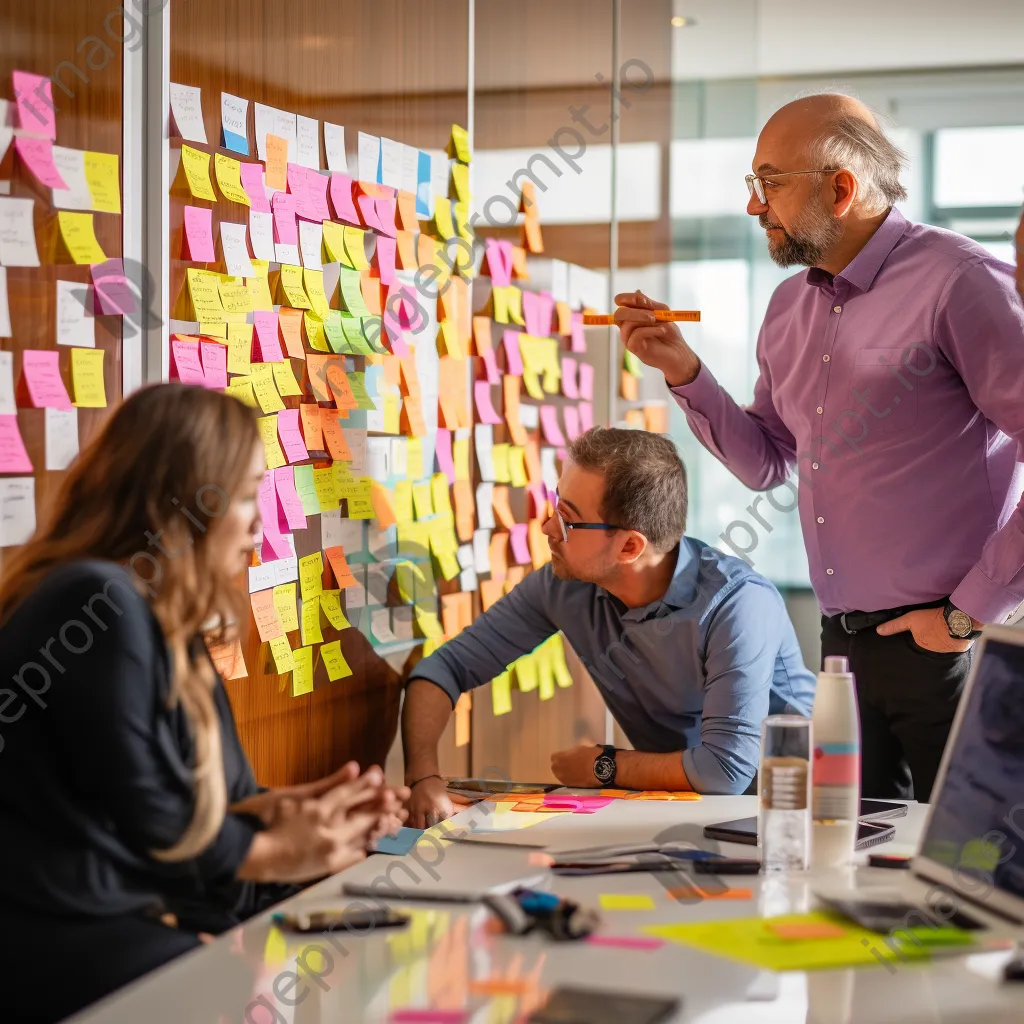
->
xmin=919 ymin=635 xmax=1024 ymax=903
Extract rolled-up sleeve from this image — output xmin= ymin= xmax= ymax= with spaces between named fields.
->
xmin=682 ymin=581 xmax=789 ymax=794
xmin=411 ymin=567 xmax=559 ymax=706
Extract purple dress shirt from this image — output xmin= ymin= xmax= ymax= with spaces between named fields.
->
xmin=671 ymin=208 xmax=1024 ymax=621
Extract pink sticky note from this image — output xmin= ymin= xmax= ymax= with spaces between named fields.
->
xmin=356 ymin=192 xmax=384 ymax=232
xmin=239 ymin=162 xmax=270 ymax=213
xmin=253 ymin=311 xmax=284 ymax=362
xmin=13 ymin=70 xmax=57 ymax=139
xmin=277 ymin=409 xmax=309 ymax=464
xmin=474 ymin=381 xmax=503 ymax=426
xmin=375 ymin=235 xmax=397 ymax=286
xmin=383 ymin=305 xmax=410 ymax=357
xmin=561 ymin=357 xmax=579 ymax=399
xmin=257 ymin=471 xmax=290 ymax=559
xmin=563 ymin=404 xmax=581 ymax=440
xmin=485 ymin=238 xmax=512 ymax=287
xmin=183 ymin=205 xmax=216 ymax=262
xmin=481 ymin=347 xmax=501 ymax=385
xmin=571 ymin=311 xmax=587 ymax=353
xmin=374 ymin=198 xmax=398 ymax=237
xmin=545 ymin=794 xmax=614 ymax=810
xmin=91 ymin=259 xmax=137 ymax=316
xmin=170 ymin=338 xmax=206 ymax=385
xmin=579 ymin=402 xmax=594 ymax=432
xmin=329 ymin=173 xmax=360 ymax=224
xmin=0 ymin=415 xmax=33 ymax=472
xmin=540 ymin=405 xmax=565 ymax=446
xmin=435 ymin=428 xmax=455 ymax=485
xmin=307 ymin=169 xmax=331 ymax=222
xmin=274 ymin=466 xmax=307 ymax=530
xmin=509 ymin=523 xmax=531 ymax=564
xmin=578 ymin=362 xmax=595 ymax=401
xmin=503 ymin=330 xmax=524 ymax=375
xmin=200 ymin=341 xmax=227 ymax=390
xmin=271 ymin=191 xmax=299 ymax=245
xmin=286 ymin=163 xmax=318 ymax=222
xmin=527 ymin=483 xmax=547 ymax=518
xmin=586 ymin=935 xmax=665 ymax=952
xmin=20 ymin=350 xmax=72 ymax=409
xmin=522 ymin=290 xmax=553 ymax=337
xmin=14 ymin=137 xmax=68 ymax=189
xmin=390 ymin=1011 xmax=468 ymax=1024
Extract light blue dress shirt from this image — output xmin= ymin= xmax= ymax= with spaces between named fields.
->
xmin=412 ymin=536 xmax=816 ymax=794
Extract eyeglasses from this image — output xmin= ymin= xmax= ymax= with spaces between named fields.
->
xmin=745 ymin=169 xmax=837 ymax=205
xmin=552 ymin=495 xmax=623 ymax=543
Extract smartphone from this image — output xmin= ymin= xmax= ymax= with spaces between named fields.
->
xmin=703 ymin=817 xmax=895 ymax=850
xmin=868 ymin=853 xmax=911 ymax=869
xmin=691 ymin=857 xmax=761 ymax=875
xmin=528 ymin=987 xmax=680 ymax=1024
xmin=446 ymin=778 xmax=562 ymax=795
xmin=273 ymin=907 xmax=410 ymax=933
xmin=820 ymin=897 xmax=987 ymax=933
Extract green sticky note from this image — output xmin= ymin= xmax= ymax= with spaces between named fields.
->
xmin=600 ymin=894 xmax=657 ymax=911
xmin=338 ymin=267 xmax=370 ymax=316
xmin=324 ymin=311 xmax=350 ymax=354
xmin=293 ymin=465 xmax=321 ymax=516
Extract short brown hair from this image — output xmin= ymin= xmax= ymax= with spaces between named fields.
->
xmin=565 ymin=427 xmax=687 ymax=553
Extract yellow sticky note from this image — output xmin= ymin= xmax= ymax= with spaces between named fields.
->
xmin=298 ymin=552 xmax=324 ymax=601
xmin=272 ymin=359 xmax=302 ymax=396
xmin=303 ymin=269 xmax=331 ymax=321
xmin=451 ymin=162 xmax=470 ymax=201
xmin=257 ymin=414 xmax=286 ymax=469
xmin=406 ymin=438 xmax=424 ymax=480
xmin=384 ymin=393 xmax=400 ymax=435
xmin=599 ymin=895 xmax=656 ymax=911
xmin=268 ymin=635 xmax=295 ymax=673
xmin=247 ymin=273 xmax=275 ymax=312
xmin=453 ymin=438 xmax=470 ymax=482
xmin=415 ymin=606 xmax=444 ymax=639
xmin=83 ymin=152 xmax=121 ymax=213
xmin=187 ymin=268 xmax=225 ymax=320
xmin=449 ymin=123 xmax=472 ymax=163
xmin=225 ymin=379 xmax=256 ymax=407
xmin=549 ymin=633 xmax=574 ymax=688
xmin=322 ymin=221 xmax=347 ymax=263
xmin=250 ymin=363 xmax=285 ymax=413
xmin=279 ymin=264 xmax=311 ymax=309
xmin=433 ymin=197 xmax=455 ymax=239
xmin=200 ymin=321 xmax=227 ymax=339
xmin=219 ymin=275 xmax=252 ymax=315
xmin=492 ymin=443 xmax=511 ymax=483
xmin=412 ymin=481 xmax=434 ymax=520
xmin=58 ymin=212 xmax=107 ymax=265
xmin=342 ymin=226 xmax=369 ymax=270
xmin=70 ymin=348 xmax=106 ymax=407
xmin=393 ymin=480 xmax=414 ymax=523
xmin=227 ymin=322 xmax=252 ymax=375
xmin=313 ymin=466 xmax=339 ymax=510
xmin=431 ymin=473 xmax=452 ymax=516
xmin=515 ymin=652 xmax=538 ymax=693
xmin=491 ymin=670 xmax=512 ymax=716
xmin=508 ymin=446 xmax=527 ymax=488
xmin=214 ymin=152 xmax=251 ymax=205
xmin=304 ymin=311 xmax=330 ymax=353
xmin=320 ymin=640 xmax=352 ymax=681
xmin=320 ymin=590 xmax=351 ymax=631
xmin=301 ymin=595 xmax=323 ymax=646
xmin=292 ymin=646 xmax=315 ymax=696
xmin=272 ymin=583 xmax=299 ymax=632
xmin=180 ymin=144 xmax=217 ymax=201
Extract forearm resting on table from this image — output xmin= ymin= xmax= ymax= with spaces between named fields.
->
xmin=614 ymin=750 xmax=692 ymax=792
xmin=401 ymin=678 xmax=455 ymax=783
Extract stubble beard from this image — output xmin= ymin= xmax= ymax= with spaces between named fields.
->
xmin=760 ymin=191 xmax=843 ymax=269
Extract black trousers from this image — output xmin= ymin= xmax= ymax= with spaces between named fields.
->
xmin=820 ymin=614 xmax=973 ymax=802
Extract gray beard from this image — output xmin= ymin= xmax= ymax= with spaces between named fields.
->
xmin=760 ymin=204 xmax=843 ymax=269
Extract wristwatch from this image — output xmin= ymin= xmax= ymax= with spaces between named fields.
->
xmin=943 ymin=600 xmax=982 ymax=640
xmin=593 ymin=745 xmax=617 ymax=786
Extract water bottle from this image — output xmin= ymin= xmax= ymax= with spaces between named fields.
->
xmin=811 ymin=655 xmax=861 ymax=868
xmin=758 ymin=715 xmax=812 ymax=872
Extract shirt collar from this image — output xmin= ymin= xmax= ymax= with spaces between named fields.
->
xmin=805 ymin=206 xmax=908 ymax=295
xmin=616 ymin=537 xmax=700 ymax=621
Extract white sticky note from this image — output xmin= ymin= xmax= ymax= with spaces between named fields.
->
xmin=248 ymin=210 xmax=276 ymax=263
xmin=365 ymin=436 xmax=390 ymax=480
xmin=51 ymin=147 xmax=93 ymax=210
xmin=401 ymin=143 xmax=418 ymax=195
xmin=0 ymin=351 xmax=16 ymax=415
xmin=357 ymin=132 xmax=380 ymax=183
xmin=322 ymin=509 xmax=363 ymax=553
xmin=0 ymin=477 xmax=35 ymax=547
xmin=220 ymin=92 xmax=249 ymax=152
xmin=324 ymin=123 xmax=346 ymax=172
xmin=45 ymin=407 xmax=79 ymax=470
xmin=220 ymin=221 xmax=256 ymax=278
xmin=169 ymin=83 xmax=208 ymax=144
xmin=346 ymin=428 xmax=367 ymax=474
xmin=0 ymin=125 xmax=12 ymax=165
xmin=371 ymin=607 xmax=397 ymax=644
xmin=459 ymin=567 xmax=478 ymax=592
xmin=474 ymin=423 xmax=495 ymax=481
xmin=380 ymin=137 xmax=403 ymax=189
xmin=56 ymin=280 xmax=95 ymax=348
xmin=0 ymin=267 xmax=10 ymax=337
xmin=275 ymin=242 xmax=301 ymax=268
xmin=391 ymin=605 xmax=414 ymax=640
xmin=0 ymin=197 xmax=40 ymax=267
xmin=298 ymin=219 xmax=323 ymax=271
xmin=296 ymin=115 xmax=319 ymax=169
xmin=519 ymin=403 xmax=540 ymax=430
xmin=541 ymin=447 xmax=559 ymax=493
xmin=473 ymin=529 xmax=492 ymax=574
xmin=476 ymin=482 xmax=495 ymax=530
xmin=253 ymin=103 xmax=275 ymax=161
xmin=247 ymin=563 xmax=276 ymax=593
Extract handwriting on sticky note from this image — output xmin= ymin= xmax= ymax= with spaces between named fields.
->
xmin=183 ymin=205 xmax=215 ymax=262
xmin=58 ymin=211 xmax=106 ymax=265
xmin=250 ymin=589 xmax=285 ymax=642
xmin=20 ymin=350 xmax=72 ymax=409
xmin=265 ymin=133 xmax=288 ymax=191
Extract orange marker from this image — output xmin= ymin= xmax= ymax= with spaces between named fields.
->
xmin=583 ymin=309 xmax=701 ymax=325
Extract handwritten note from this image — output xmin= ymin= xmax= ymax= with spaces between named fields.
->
xmin=20 ymin=351 xmax=72 ymax=409
xmin=169 ymin=83 xmax=208 ymax=143
xmin=0 ymin=415 xmax=32 ymax=472
xmin=220 ymin=92 xmax=249 ymax=154
xmin=0 ymin=198 xmax=40 ymax=267
xmin=182 ymin=205 xmax=215 ymax=262
xmin=55 ymin=280 xmax=95 ymax=348
xmin=14 ymin=137 xmax=68 ymax=190
xmin=179 ymin=145 xmax=217 ymax=201
xmin=44 ymin=407 xmax=78 ymax=471
xmin=265 ymin=133 xmax=288 ymax=191
xmin=69 ymin=349 xmax=106 ymax=407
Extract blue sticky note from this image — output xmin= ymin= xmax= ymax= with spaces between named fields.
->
xmin=373 ymin=827 xmax=423 ymax=856
xmin=222 ymin=129 xmax=248 ymax=156
xmin=416 ymin=151 xmax=431 ymax=217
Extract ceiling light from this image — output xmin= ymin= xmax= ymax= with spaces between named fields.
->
xmin=671 ymin=16 xmax=696 ymax=27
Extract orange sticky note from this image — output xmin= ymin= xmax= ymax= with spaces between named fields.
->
xmin=489 ymin=530 xmax=509 ymax=581
xmin=370 ymin=481 xmax=396 ymax=529
xmin=454 ymin=693 xmax=471 ymax=747
xmin=621 ymin=369 xmax=639 ymax=402
xmin=667 ymin=887 xmax=753 ymax=902
xmin=398 ymin=356 xmax=421 ymax=398
xmin=491 ymin=485 xmax=516 ymax=530
xmin=326 ymin=365 xmax=358 ymax=411
xmin=644 ymin=403 xmax=669 ymax=434
xmin=523 ymin=217 xmax=544 ymax=254
xmin=359 ymin=271 xmax=382 ymax=315
xmin=299 ymin=403 xmax=324 ymax=453
xmin=472 ymin=315 xmax=491 ymax=358
xmin=480 ymin=578 xmax=505 ymax=611
xmin=278 ymin=307 xmax=305 ymax=359
xmin=320 ymin=408 xmax=353 ymax=460
xmin=401 ymin=395 xmax=427 ymax=438
xmin=556 ymin=302 xmax=572 ymax=336
xmin=306 ymin=354 xmax=341 ymax=403
xmin=503 ymin=374 xmax=529 ymax=446
xmin=251 ymin=589 xmax=285 ymax=641
xmin=395 ymin=230 xmax=417 ymax=270
xmin=265 ymin=133 xmax=288 ymax=191
xmin=438 ymin=356 xmax=470 ymax=429
xmin=511 ymin=245 xmax=529 ymax=278
xmin=396 ymin=190 xmax=418 ymax=231
xmin=324 ymin=545 xmax=358 ymax=589
xmin=768 ymin=920 xmax=848 ymax=940
xmin=453 ymin=479 xmax=475 ymax=542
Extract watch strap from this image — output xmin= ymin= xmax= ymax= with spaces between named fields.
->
xmin=943 ymin=600 xmax=982 ymax=640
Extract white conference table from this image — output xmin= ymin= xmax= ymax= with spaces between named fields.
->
xmin=69 ymin=795 xmax=1022 ymax=1024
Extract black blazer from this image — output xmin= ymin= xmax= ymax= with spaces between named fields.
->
xmin=0 ymin=560 xmax=262 ymax=923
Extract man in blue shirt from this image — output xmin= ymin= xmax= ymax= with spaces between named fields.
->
xmin=403 ymin=427 xmax=816 ymax=827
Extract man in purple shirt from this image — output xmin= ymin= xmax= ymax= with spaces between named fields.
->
xmin=616 ymin=94 xmax=1024 ymax=801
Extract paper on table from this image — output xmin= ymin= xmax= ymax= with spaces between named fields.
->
xmin=0 ymin=197 xmax=40 ymax=267
xmin=169 ymin=83 xmax=207 ymax=143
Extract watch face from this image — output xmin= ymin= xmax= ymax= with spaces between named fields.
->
xmin=594 ymin=755 xmax=616 ymax=784
xmin=947 ymin=609 xmax=973 ymax=637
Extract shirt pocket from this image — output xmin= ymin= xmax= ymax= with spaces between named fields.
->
xmin=850 ymin=348 xmax=918 ymax=434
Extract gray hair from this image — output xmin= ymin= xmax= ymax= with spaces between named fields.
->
xmin=810 ymin=114 xmax=908 ymax=214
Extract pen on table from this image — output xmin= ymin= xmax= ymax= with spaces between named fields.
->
xmin=583 ymin=310 xmax=702 ymax=325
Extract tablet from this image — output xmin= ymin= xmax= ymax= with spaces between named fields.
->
xmin=703 ymin=816 xmax=895 ymax=850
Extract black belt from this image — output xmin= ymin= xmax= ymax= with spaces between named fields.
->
xmin=826 ymin=599 xmax=946 ymax=636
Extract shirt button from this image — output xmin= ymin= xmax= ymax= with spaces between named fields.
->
xmin=833 ymin=305 xmax=842 ymax=313
xmin=823 ymin=354 xmax=831 ymax=362
xmin=826 ymin=568 xmax=835 ymax=575
xmin=816 ymin=406 xmax=823 ymax=414
xmin=812 ymin=462 xmax=819 ymax=470
xmin=817 ymin=517 xmax=824 ymax=524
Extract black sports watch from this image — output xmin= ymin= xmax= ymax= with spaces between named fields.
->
xmin=943 ymin=600 xmax=982 ymax=640
xmin=594 ymin=745 xmax=617 ymax=786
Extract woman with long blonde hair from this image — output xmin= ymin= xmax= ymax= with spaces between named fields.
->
xmin=0 ymin=384 xmax=406 ymax=1022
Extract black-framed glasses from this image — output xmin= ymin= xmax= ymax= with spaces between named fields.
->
xmin=553 ymin=494 xmax=623 ymax=543
xmin=745 ymin=169 xmax=836 ymax=204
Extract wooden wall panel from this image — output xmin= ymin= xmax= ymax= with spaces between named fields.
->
xmin=0 ymin=2 xmax=123 ymax=572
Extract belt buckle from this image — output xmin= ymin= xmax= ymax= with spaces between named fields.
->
xmin=840 ymin=612 xmax=857 ymax=635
